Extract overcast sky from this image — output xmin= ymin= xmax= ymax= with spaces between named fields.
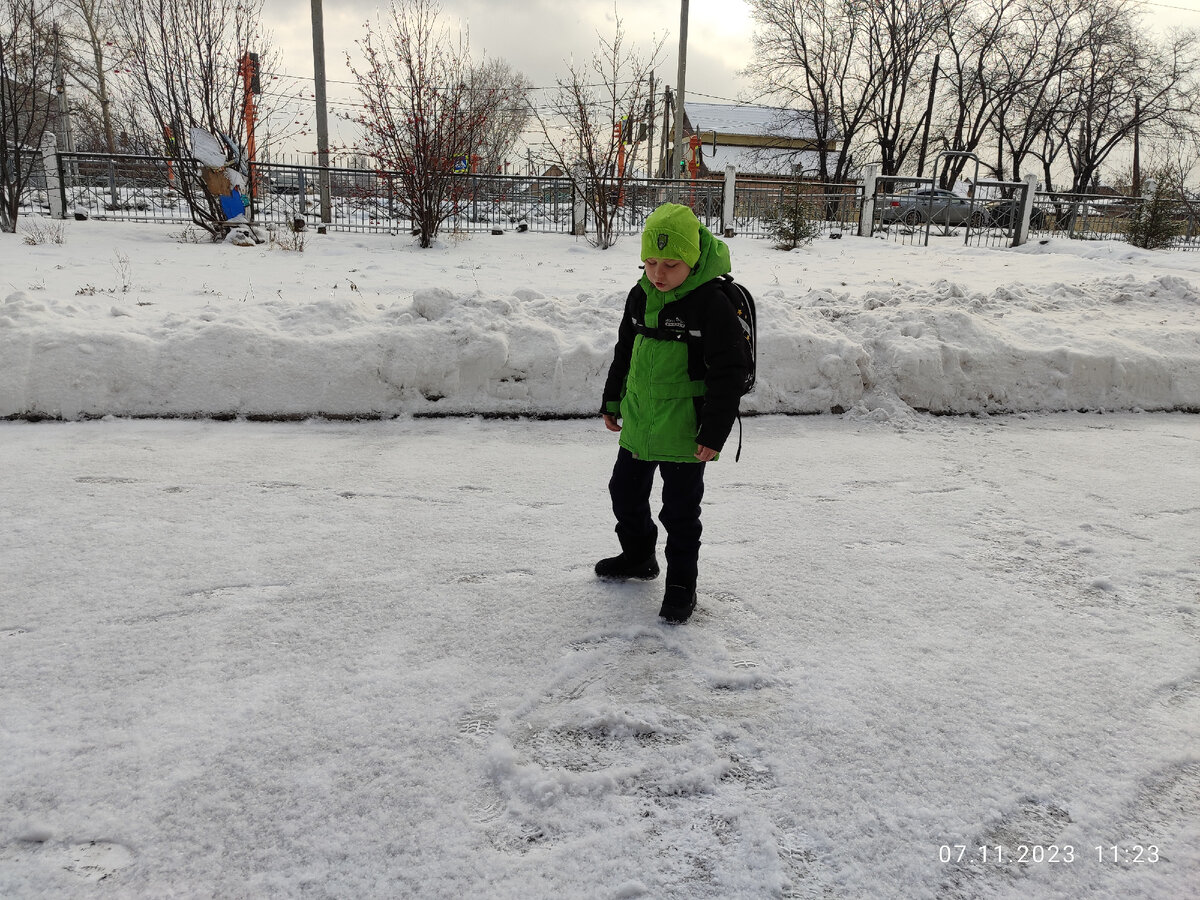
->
xmin=258 ymin=0 xmax=756 ymax=158
xmin=257 ymin=0 xmax=1200 ymax=162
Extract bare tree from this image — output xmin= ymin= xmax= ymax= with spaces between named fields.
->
xmin=744 ymin=0 xmax=876 ymax=184
xmin=995 ymin=0 xmax=1098 ymax=184
xmin=1 ymin=0 xmax=56 ymax=233
xmin=529 ymin=11 xmax=662 ymax=250
xmin=934 ymin=0 xmax=1027 ymax=184
xmin=57 ymin=0 xmax=120 ymax=154
xmin=467 ymin=57 xmax=531 ymax=175
xmin=866 ymin=0 xmax=964 ymax=178
xmin=933 ymin=0 xmax=1093 ymax=185
xmin=1054 ymin=5 xmax=1200 ymax=193
xmin=111 ymin=0 xmax=274 ymax=235
xmin=746 ymin=0 xmax=964 ymax=180
xmin=348 ymin=0 xmax=522 ymax=247
xmin=1148 ymin=142 xmax=1200 ymax=227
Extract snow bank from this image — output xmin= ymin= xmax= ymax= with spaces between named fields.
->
xmin=1 ymin=223 xmax=1198 ymax=419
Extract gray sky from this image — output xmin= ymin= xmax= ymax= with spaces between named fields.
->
xmin=259 ymin=0 xmax=756 ymax=158
xmin=258 ymin=0 xmax=1200 ymax=162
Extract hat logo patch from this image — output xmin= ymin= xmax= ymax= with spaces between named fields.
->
xmin=657 ymin=234 xmax=668 ymax=251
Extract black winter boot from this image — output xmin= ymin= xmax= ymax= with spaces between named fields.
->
xmin=659 ymin=584 xmax=697 ymax=624
xmin=595 ymin=551 xmax=660 ymax=581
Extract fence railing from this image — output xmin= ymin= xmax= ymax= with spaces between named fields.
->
xmin=18 ymin=149 xmax=1200 ymax=252
xmin=868 ymin=175 xmax=1031 ymax=249
xmin=249 ymin=161 xmax=581 ymax=235
xmin=727 ymin=179 xmax=861 ymax=239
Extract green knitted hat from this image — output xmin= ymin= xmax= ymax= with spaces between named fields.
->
xmin=641 ymin=203 xmax=701 ymax=266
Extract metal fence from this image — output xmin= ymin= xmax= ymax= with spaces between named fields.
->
xmin=247 ymin=165 xmax=734 ymax=238
xmin=607 ymin=176 xmax=726 ymax=235
xmin=1165 ymin=203 xmax=1200 ymax=251
xmin=1029 ymin=193 xmax=1200 ymax=251
xmin=21 ymin=149 xmax=1200 ymax=252
xmin=726 ymin=179 xmax=861 ymax=239
xmin=68 ymin=154 xmax=190 ymax=224
xmin=249 ymin=161 xmax=580 ymax=234
xmin=869 ymin=176 xmax=1031 ymax=249
xmin=11 ymin=149 xmax=53 ymax=215
xmin=872 ymin=176 xmax=979 ymax=246
xmin=867 ymin=178 xmax=1200 ymax=252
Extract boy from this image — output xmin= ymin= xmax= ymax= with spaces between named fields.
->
xmin=597 ymin=203 xmax=750 ymax=624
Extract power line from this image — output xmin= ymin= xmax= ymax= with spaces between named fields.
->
xmin=1132 ymin=0 xmax=1200 ymax=14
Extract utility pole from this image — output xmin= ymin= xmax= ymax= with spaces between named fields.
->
xmin=1132 ymin=95 xmax=1141 ymax=197
xmin=311 ymin=0 xmax=332 ymax=225
xmin=916 ymin=54 xmax=938 ymax=178
xmin=51 ymin=24 xmax=76 ymax=156
xmin=646 ymin=72 xmax=655 ymax=178
xmin=673 ymin=0 xmax=689 ymax=180
xmin=240 ymin=52 xmax=260 ymax=196
xmin=661 ymin=86 xmax=674 ymax=176
xmin=996 ymin=121 xmax=1004 ymax=182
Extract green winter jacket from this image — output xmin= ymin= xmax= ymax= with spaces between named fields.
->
xmin=601 ymin=226 xmax=748 ymax=462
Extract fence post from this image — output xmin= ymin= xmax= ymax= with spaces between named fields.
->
xmin=107 ymin=158 xmax=119 ymax=210
xmin=41 ymin=133 xmax=65 ymax=219
xmin=1014 ymin=173 xmax=1038 ymax=247
xmin=572 ymin=166 xmax=587 ymax=236
xmin=858 ymin=164 xmax=879 ymax=237
xmin=722 ymin=165 xmax=737 ymax=237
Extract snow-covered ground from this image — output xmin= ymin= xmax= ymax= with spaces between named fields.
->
xmin=1 ymin=221 xmax=1199 ymax=898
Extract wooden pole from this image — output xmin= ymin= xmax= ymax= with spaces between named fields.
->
xmin=646 ymin=72 xmax=655 ymax=178
xmin=240 ymin=53 xmax=257 ymax=196
xmin=311 ymin=0 xmax=332 ymax=224
xmin=673 ymin=0 xmax=689 ymax=180
xmin=916 ymin=54 xmax=939 ymax=178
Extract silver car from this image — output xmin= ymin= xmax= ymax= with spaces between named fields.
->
xmin=880 ymin=188 xmax=985 ymax=228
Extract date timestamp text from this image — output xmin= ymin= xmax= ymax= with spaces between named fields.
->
xmin=938 ymin=844 xmax=1161 ymax=864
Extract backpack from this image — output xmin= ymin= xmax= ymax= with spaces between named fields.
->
xmin=631 ymin=274 xmax=757 ymax=460
xmin=632 ymin=274 xmax=757 ymax=394
xmin=718 ymin=275 xmax=757 ymax=396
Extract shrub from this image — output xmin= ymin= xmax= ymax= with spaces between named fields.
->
xmin=1126 ymin=182 xmax=1183 ymax=250
xmin=764 ymin=195 xmax=820 ymax=250
xmin=20 ymin=220 xmax=65 ymax=245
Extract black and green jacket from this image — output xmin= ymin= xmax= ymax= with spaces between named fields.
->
xmin=601 ymin=227 xmax=749 ymax=462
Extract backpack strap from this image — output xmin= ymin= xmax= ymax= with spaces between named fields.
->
xmin=632 ymin=320 xmax=701 ymax=342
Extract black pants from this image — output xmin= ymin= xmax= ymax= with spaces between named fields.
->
xmin=608 ymin=447 xmax=705 ymax=588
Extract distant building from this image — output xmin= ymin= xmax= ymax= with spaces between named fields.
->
xmin=2 ymin=77 xmax=60 ymax=152
xmin=669 ymin=101 xmax=839 ymax=180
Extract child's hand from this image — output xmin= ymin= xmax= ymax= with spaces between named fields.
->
xmin=695 ymin=445 xmax=717 ymax=462
xmin=603 ymin=413 xmax=622 ymax=432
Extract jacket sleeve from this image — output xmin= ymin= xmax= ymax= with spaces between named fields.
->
xmin=601 ymin=286 xmax=640 ymax=415
xmin=695 ymin=285 xmax=750 ymax=452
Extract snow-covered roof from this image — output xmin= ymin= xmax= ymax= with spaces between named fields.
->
xmin=684 ymin=102 xmax=823 ymax=142
xmin=698 ymin=144 xmax=826 ymax=178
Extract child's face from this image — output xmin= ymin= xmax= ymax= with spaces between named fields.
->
xmin=643 ymin=257 xmax=691 ymax=293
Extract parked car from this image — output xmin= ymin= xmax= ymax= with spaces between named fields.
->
xmin=985 ymin=198 xmax=1048 ymax=230
xmin=268 ymin=171 xmax=314 ymax=195
xmin=880 ymin=188 xmax=985 ymax=228
xmin=1084 ymin=197 xmax=1136 ymax=218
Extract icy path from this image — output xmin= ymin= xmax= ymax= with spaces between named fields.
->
xmin=1 ymin=414 xmax=1198 ymax=899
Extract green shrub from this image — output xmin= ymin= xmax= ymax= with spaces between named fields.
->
xmin=764 ymin=195 xmax=821 ymax=250
xmin=1126 ymin=182 xmax=1182 ymax=250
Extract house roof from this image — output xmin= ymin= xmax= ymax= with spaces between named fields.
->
xmin=683 ymin=102 xmax=822 ymax=142
xmin=699 ymin=144 xmax=825 ymax=177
